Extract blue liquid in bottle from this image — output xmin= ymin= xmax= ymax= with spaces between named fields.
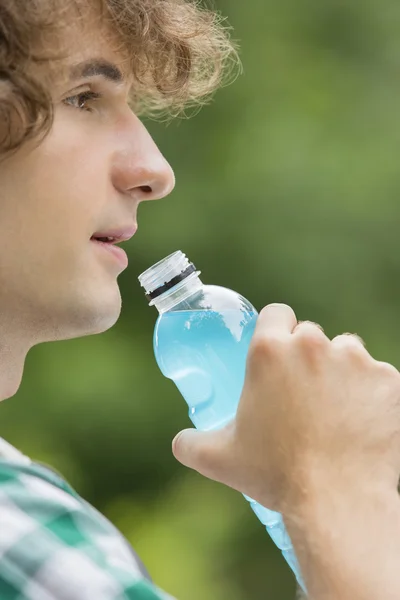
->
xmin=139 ymin=251 xmax=305 ymax=592
xmin=155 ymin=309 xmax=257 ymax=431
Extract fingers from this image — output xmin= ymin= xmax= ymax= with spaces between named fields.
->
xmin=293 ymin=320 xmax=326 ymax=337
xmin=294 ymin=321 xmax=366 ymax=351
xmin=256 ymin=305 xmax=367 ymax=354
xmin=256 ymin=303 xmax=297 ymax=337
xmin=331 ymin=332 xmax=366 ymax=349
xmin=172 ymin=422 xmax=236 ymax=486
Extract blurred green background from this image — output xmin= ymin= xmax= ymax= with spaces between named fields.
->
xmin=3 ymin=0 xmax=400 ymax=598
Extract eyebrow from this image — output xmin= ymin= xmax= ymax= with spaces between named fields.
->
xmin=69 ymin=58 xmax=124 ymax=84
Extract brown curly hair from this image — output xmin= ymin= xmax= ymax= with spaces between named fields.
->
xmin=0 ymin=0 xmax=239 ymax=158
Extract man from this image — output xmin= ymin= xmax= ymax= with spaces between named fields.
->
xmin=1 ymin=0 xmax=400 ymax=598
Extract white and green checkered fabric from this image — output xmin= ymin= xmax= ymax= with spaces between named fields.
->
xmin=0 ymin=438 xmax=175 ymax=599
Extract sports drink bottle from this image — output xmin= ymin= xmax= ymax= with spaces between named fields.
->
xmin=138 ymin=250 xmax=305 ymax=590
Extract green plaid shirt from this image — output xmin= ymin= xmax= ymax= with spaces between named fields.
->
xmin=0 ymin=438 xmax=175 ymax=599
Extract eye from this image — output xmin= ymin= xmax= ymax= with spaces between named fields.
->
xmin=63 ymin=91 xmax=101 ymax=112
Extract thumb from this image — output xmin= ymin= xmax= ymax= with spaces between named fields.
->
xmin=172 ymin=424 xmax=235 ymax=484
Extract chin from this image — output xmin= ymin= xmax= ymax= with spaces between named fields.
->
xmin=87 ymin=291 xmax=123 ymax=335
xmin=88 ymin=307 xmax=122 ymax=336
xmin=56 ymin=285 xmax=123 ymax=341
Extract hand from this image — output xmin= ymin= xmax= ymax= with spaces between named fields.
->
xmin=172 ymin=303 xmax=400 ymax=513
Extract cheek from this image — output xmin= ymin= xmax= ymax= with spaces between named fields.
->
xmin=0 ymin=172 xmax=101 ymax=289
xmin=41 ymin=108 xmax=110 ymax=199
xmin=43 ymin=146 xmax=108 ymax=220
xmin=0 ymin=112 xmax=111 ymax=265
xmin=35 ymin=147 xmax=110 ymax=245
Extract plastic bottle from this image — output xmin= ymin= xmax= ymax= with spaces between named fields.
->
xmin=138 ymin=250 xmax=305 ymax=591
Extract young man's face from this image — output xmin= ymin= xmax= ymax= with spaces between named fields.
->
xmin=0 ymin=12 xmax=175 ymax=347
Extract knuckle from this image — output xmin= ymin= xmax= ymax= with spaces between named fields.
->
xmin=331 ymin=333 xmax=368 ymax=359
xmin=375 ymin=362 xmax=400 ymax=398
xmin=347 ymin=344 xmax=367 ymax=361
xmin=260 ymin=303 xmax=295 ymax=316
xmin=333 ymin=332 xmax=366 ymax=346
xmin=376 ymin=360 xmax=400 ymax=380
xmin=295 ymin=320 xmax=325 ymax=334
xmin=294 ymin=322 xmax=327 ymax=351
xmin=352 ymin=334 xmax=366 ymax=348
xmin=248 ymin=333 xmax=285 ymax=362
xmin=259 ymin=303 xmax=297 ymax=323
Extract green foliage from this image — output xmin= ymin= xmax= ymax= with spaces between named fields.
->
xmin=2 ymin=0 xmax=400 ymax=597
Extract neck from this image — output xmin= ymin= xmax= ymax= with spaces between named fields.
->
xmin=0 ymin=316 xmax=36 ymax=401
xmin=0 ymin=343 xmax=28 ymax=400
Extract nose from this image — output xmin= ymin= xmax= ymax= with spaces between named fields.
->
xmin=112 ymin=117 xmax=175 ymax=203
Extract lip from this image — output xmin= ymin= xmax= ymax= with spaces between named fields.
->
xmin=91 ymin=225 xmax=137 ymax=244
xmin=91 ymin=238 xmax=129 ymax=269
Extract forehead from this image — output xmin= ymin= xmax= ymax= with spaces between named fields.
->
xmin=45 ymin=4 xmax=132 ymax=89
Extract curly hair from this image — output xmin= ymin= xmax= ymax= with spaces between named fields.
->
xmin=0 ymin=0 xmax=239 ymax=158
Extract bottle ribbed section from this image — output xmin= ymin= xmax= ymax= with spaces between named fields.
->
xmin=138 ymin=251 xmax=190 ymax=301
xmin=138 ymin=250 xmax=202 ymax=313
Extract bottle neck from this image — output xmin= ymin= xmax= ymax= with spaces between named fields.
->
xmin=152 ymin=272 xmax=203 ymax=314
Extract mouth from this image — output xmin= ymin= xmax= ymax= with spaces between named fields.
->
xmin=91 ymin=237 xmax=129 ymax=270
xmin=90 ymin=237 xmax=128 ymax=270
xmin=90 ymin=225 xmax=136 ymax=270
xmin=92 ymin=236 xmax=115 ymax=243
xmin=90 ymin=225 xmax=137 ymax=245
